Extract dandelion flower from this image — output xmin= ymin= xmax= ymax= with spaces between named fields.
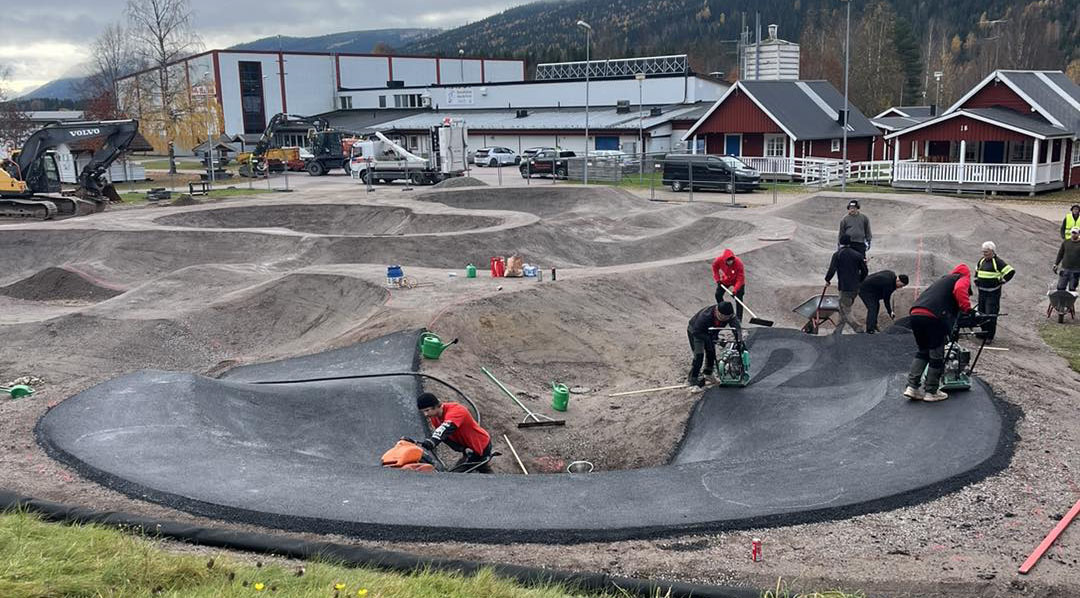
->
xmin=254 ymin=582 xmax=265 ymax=591
xmin=335 ymin=582 xmax=346 ymax=591
xmin=357 ymin=590 xmax=368 ymax=597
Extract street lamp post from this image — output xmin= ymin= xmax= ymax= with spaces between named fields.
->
xmin=577 ymin=19 xmax=592 ymax=185
xmin=636 ymin=72 xmax=645 ymax=180
xmin=841 ymin=0 xmax=850 ymax=193
xmin=203 ymin=72 xmax=215 ymax=188
xmin=458 ymin=48 xmax=464 ymax=81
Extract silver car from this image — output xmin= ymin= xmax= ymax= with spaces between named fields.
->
xmin=474 ymin=147 xmax=520 ymax=167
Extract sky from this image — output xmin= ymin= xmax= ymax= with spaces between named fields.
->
xmin=1 ymin=0 xmax=525 ymax=95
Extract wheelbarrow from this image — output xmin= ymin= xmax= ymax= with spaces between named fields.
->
xmin=1046 ymin=286 xmax=1077 ymax=324
xmin=794 ymin=286 xmax=841 ymax=334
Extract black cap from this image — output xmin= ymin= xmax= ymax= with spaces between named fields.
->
xmin=1072 ymin=204 xmax=1080 ymax=210
xmin=416 ymin=392 xmax=440 ymax=410
xmin=717 ymin=302 xmax=735 ymax=316
xmin=847 ymin=199 xmax=860 ymax=209
xmin=898 ymin=274 xmax=910 ymax=285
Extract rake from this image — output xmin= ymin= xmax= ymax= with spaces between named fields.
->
xmin=481 ymin=367 xmax=565 ymax=428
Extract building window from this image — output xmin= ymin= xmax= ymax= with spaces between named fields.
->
xmin=1008 ymin=140 xmax=1033 ymax=163
xmin=394 ymin=93 xmax=423 ymax=108
xmin=379 ymin=95 xmax=386 ymax=108
xmin=1073 ymin=139 xmax=1080 ymax=166
xmin=238 ymin=61 xmax=266 ymax=135
xmin=1051 ymin=139 xmax=1062 ymax=162
xmin=830 ymin=138 xmax=840 ymax=152
xmin=339 ymin=96 xmax=353 ymax=110
xmin=765 ymin=135 xmax=786 ymax=157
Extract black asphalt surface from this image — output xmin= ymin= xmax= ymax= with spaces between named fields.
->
xmin=37 ymin=328 xmax=1014 ymax=543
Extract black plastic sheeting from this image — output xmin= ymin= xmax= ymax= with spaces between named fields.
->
xmin=0 ymin=490 xmax=757 ymax=598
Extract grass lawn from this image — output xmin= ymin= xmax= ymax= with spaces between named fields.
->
xmin=0 ymin=511 xmax=586 ymax=598
xmin=1040 ymin=322 xmax=1080 ymax=373
xmin=118 ymin=187 xmax=273 ymax=203
xmin=140 ymin=159 xmax=206 ymax=171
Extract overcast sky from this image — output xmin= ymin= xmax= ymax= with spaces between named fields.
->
xmin=2 ymin=0 xmax=525 ymax=95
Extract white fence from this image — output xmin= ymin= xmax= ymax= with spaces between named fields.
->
xmin=892 ymin=161 xmax=1064 ymax=186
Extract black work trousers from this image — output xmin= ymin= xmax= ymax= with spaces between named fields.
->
xmin=859 ymin=292 xmax=883 ymax=333
xmin=907 ymin=315 xmax=948 ymax=393
xmin=715 ymin=283 xmax=745 ymax=322
xmin=687 ymin=329 xmax=717 ymax=380
xmin=977 ymin=288 xmax=1000 ymax=340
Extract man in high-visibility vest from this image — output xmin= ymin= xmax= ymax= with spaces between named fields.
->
xmin=974 ymin=241 xmax=1015 ymax=343
xmin=1062 ymin=204 xmax=1080 ymax=240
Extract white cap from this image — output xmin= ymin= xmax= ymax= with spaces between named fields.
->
xmin=981 ymin=241 xmax=996 ymax=252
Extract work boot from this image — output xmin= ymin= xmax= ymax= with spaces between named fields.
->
xmin=903 ymin=386 xmax=924 ymax=401
xmin=687 ymin=375 xmax=700 ymax=387
xmin=922 ymin=389 xmax=949 ymax=402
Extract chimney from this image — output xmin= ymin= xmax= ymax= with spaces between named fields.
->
xmin=616 ymin=100 xmax=631 ymax=114
xmin=929 ymin=104 xmax=937 ymax=116
xmin=768 ymin=24 xmax=778 ymax=40
xmin=837 ymin=109 xmax=848 ymax=126
xmin=649 ymin=107 xmax=662 ymax=117
xmin=516 ymin=109 xmax=529 ymax=118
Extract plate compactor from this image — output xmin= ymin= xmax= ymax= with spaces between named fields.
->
xmin=707 ymin=328 xmax=751 ymax=387
xmin=381 ymin=438 xmax=497 ymax=474
xmin=937 ymin=312 xmax=999 ymax=391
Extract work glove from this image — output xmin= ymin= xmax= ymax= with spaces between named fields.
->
xmin=888 ymin=312 xmax=895 ymax=320
xmin=1053 ymin=264 xmax=1059 ymax=274
xmin=419 ymin=439 xmax=436 ymax=451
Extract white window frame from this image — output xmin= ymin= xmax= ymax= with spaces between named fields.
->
xmin=831 ymin=138 xmax=841 ymax=152
xmin=1072 ymin=138 xmax=1080 ymax=167
xmin=764 ymin=134 xmax=786 ymax=157
xmin=1008 ymin=139 xmax=1033 ymax=163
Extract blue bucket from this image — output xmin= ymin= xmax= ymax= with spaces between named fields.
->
xmin=387 ymin=265 xmax=403 ymax=285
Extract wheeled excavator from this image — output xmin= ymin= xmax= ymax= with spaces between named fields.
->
xmin=0 ymin=119 xmax=140 ymax=219
xmin=237 ymin=113 xmax=351 ymax=177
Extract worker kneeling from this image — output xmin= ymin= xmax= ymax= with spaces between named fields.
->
xmin=904 ymin=264 xmax=974 ymax=403
xmin=414 ymin=392 xmax=494 ymax=473
xmin=687 ymin=301 xmax=742 ymax=387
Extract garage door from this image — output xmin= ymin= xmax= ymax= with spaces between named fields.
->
xmin=595 ymin=136 xmax=620 ymax=151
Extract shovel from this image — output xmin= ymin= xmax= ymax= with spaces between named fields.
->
xmin=718 ymin=283 xmax=774 ymax=327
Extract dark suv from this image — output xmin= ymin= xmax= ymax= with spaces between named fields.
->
xmin=520 ymin=149 xmax=576 ymax=179
xmin=661 ymin=154 xmax=760 ymax=192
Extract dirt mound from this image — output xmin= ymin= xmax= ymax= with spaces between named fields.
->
xmin=154 ymin=204 xmax=499 ymax=235
xmin=419 ymin=185 xmax=639 ymax=218
xmin=169 ymin=194 xmax=202 ymax=207
xmin=0 ymin=267 xmax=124 ymax=302
xmin=433 ymin=176 xmax=489 ymax=188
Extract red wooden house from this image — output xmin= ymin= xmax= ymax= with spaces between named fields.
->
xmin=886 ymin=70 xmax=1080 ymax=194
xmin=680 ymin=80 xmax=880 ymax=179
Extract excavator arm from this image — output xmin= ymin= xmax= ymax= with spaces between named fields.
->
xmin=239 ymin=113 xmax=329 ymax=176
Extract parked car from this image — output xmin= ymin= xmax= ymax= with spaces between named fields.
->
xmin=520 ymin=149 xmax=576 ymax=178
xmin=521 ymin=147 xmax=553 ymax=160
xmin=661 ymin=154 xmax=760 ymax=192
xmin=473 ymin=147 xmax=520 ymax=167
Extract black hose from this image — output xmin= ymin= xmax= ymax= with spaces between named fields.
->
xmin=249 ymin=372 xmax=482 ymax=424
xmin=0 ymin=490 xmax=758 ymax=598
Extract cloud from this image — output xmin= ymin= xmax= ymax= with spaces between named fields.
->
xmin=4 ymin=0 xmax=526 ymax=95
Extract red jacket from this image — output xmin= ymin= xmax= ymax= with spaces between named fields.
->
xmin=711 ymin=249 xmax=745 ymax=293
xmin=427 ymin=402 xmax=490 ymax=455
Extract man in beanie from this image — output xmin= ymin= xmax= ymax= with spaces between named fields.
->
xmin=858 ymin=270 xmax=909 ymax=334
xmin=825 ymin=235 xmax=868 ymax=335
xmin=687 ymin=301 xmax=741 ymax=387
xmin=974 ymin=241 xmax=1015 ymax=343
xmin=415 ymin=392 xmax=493 ymax=472
xmin=1062 ymin=204 xmax=1079 ymax=240
xmin=838 ymin=199 xmax=872 ymax=255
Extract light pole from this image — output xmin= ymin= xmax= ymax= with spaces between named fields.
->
xmin=636 ymin=72 xmax=645 ymax=180
xmin=841 ymin=0 xmax=850 ymax=193
xmin=577 ymin=19 xmax=592 ymax=185
xmin=202 ymin=71 xmax=215 ymax=188
xmin=934 ymin=71 xmax=943 ymax=110
xmin=458 ymin=48 xmax=464 ymax=81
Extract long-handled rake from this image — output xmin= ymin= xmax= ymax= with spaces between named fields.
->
xmin=481 ymin=367 xmax=565 ymax=428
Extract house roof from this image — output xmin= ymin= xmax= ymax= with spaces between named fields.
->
xmin=683 ymin=80 xmax=879 ymax=141
xmin=946 ymin=70 xmax=1080 ymax=135
xmin=883 ymin=107 xmax=1072 ymax=140
xmin=354 ymin=103 xmax=713 ymax=133
xmin=871 ymin=115 xmax=933 ymax=132
xmin=874 ymin=106 xmax=935 ymax=119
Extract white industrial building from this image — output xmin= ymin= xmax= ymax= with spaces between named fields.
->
xmin=741 ymin=24 xmax=800 ymax=81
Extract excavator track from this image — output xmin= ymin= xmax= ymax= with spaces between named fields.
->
xmin=0 ymin=198 xmax=59 ymax=220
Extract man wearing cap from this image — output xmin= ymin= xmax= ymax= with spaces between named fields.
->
xmin=858 ymin=270 xmax=909 ymax=334
xmin=415 ymin=392 xmax=493 ymax=472
xmin=839 ymin=199 xmax=872 ymax=255
xmin=974 ymin=241 xmax=1015 ymax=343
xmin=1054 ymin=227 xmax=1080 ymax=292
xmin=687 ymin=301 xmax=741 ymax=387
xmin=1062 ymin=205 xmax=1080 ymax=240
xmin=825 ymin=235 xmax=869 ymax=335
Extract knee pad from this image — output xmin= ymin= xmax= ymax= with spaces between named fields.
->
xmin=928 ymin=358 xmax=945 ymax=370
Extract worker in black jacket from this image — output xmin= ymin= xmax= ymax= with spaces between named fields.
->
xmin=858 ymin=271 xmax=909 ymax=333
xmin=905 ymin=264 xmax=973 ymax=403
xmin=974 ymin=241 xmax=1015 ymax=343
xmin=687 ymin=302 xmax=741 ymax=387
xmin=825 ymin=235 xmax=868 ymax=335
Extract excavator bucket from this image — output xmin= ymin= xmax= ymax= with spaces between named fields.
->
xmin=103 ymin=183 xmax=123 ymax=204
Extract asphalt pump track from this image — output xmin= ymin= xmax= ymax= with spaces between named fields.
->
xmin=36 ymin=326 xmax=1015 ymax=543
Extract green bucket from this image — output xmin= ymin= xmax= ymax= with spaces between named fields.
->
xmin=551 ymin=382 xmax=570 ymax=411
xmin=465 ymin=264 xmax=477 ymax=278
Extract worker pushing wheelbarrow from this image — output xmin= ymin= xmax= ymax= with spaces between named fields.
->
xmin=795 ymin=285 xmax=841 ymax=334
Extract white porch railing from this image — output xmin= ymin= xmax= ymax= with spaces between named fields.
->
xmin=894 ymin=161 xmax=1064 ymax=185
xmin=741 ymin=156 xmax=794 ymax=175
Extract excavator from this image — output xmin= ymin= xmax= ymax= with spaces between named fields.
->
xmin=0 ymin=119 xmax=140 ymax=220
xmin=237 ymin=113 xmax=351 ymax=177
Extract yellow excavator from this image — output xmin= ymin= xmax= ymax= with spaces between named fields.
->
xmin=0 ymin=119 xmax=139 ymax=219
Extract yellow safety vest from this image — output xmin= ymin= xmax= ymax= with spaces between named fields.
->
xmin=976 ymin=256 xmax=1014 ymax=285
xmin=1066 ymin=213 xmax=1079 ymax=240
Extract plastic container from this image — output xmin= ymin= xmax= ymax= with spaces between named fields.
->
xmin=386 ymin=265 xmax=403 ymax=286
xmin=566 ymin=461 xmax=594 ymax=473
xmin=551 ymin=382 xmax=570 ymax=411
xmin=490 ymin=256 xmax=505 ymax=277
xmin=465 ymin=263 xmax=477 ymax=278
xmin=523 ymin=265 xmax=538 ymax=278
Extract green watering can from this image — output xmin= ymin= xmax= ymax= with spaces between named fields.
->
xmin=2 ymin=385 xmax=34 ymax=400
xmin=420 ymin=332 xmax=458 ymax=359
xmin=551 ymin=382 xmax=570 ymax=411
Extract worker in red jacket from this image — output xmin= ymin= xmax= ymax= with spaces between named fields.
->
xmin=904 ymin=264 xmax=973 ymax=403
xmin=416 ymin=392 xmax=493 ymax=472
xmin=712 ymin=248 xmax=746 ymax=321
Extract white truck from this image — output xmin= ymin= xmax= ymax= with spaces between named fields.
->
xmin=349 ymin=121 xmax=468 ymax=185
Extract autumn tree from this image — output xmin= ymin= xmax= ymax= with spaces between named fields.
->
xmin=81 ymin=22 xmax=137 ymax=120
xmin=0 ymin=65 xmax=32 ymax=151
xmin=126 ymin=0 xmax=201 ymax=173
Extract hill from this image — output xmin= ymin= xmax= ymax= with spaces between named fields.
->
xmin=17 ymin=76 xmax=87 ymax=102
xmin=229 ymin=28 xmax=438 ymax=53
